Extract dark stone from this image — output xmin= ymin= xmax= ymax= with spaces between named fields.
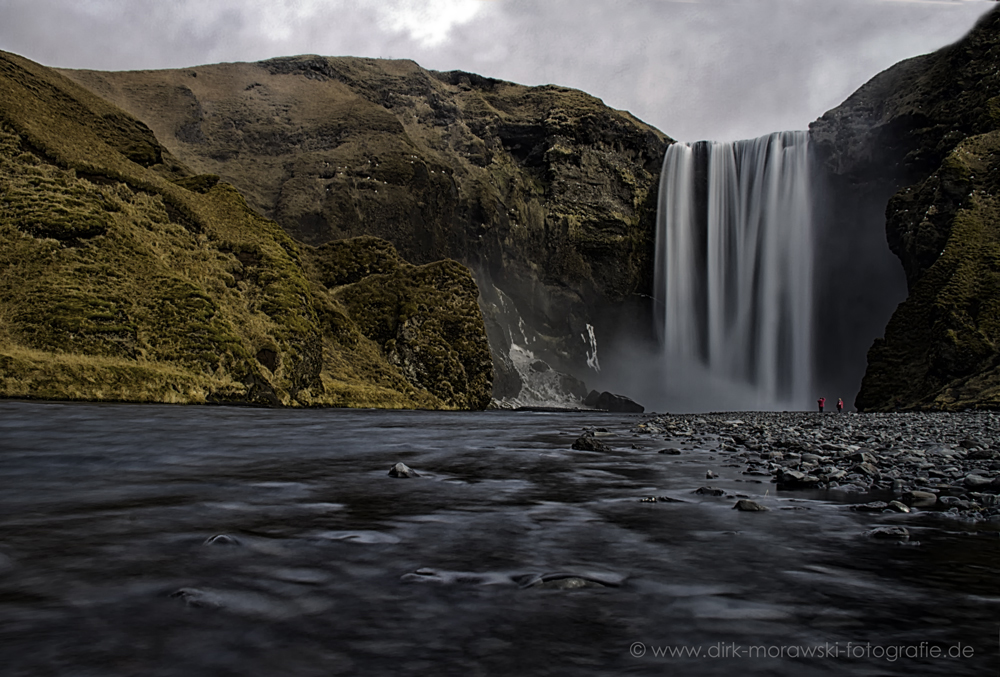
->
xmin=388 ymin=462 xmax=420 ymax=478
xmin=559 ymin=372 xmax=590 ymax=400
xmin=733 ymin=499 xmax=769 ymax=512
xmin=530 ymin=360 xmax=550 ymax=373
xmin=850 ymin=501 xmax=889 ymax=512
xmin=204 ymin=534 xmax=241 ymax=546
xmin=901 ymin=490 xmax=937 ymax=508
xmin=776 ymin=469 xmax=822 ymax=489
xmin=657 ymin=448 xmax=682 ymax=455
xmin=864 ymin=526 xmax=910 ymax=540
xmin=594 ymin=391 xmax=645 ymax=413
xmin=694 ymin=486 xmax=725 ymax=496
xmin=572 ymin=434 xmax=611 ymax=452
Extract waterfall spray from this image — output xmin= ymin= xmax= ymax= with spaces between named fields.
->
xmin=654 ymin=131 xmax=813 ymax=408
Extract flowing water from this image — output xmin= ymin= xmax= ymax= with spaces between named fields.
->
xmin=654 ymin=132 xmax=813 ymax=410
xmin=0 ymin=401 xmax=997 ymax=676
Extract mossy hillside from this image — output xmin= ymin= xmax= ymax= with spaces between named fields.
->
xmin=62 ymin=58 xmax=670 ymax=382
xmin=307 ymin=238 xmax=493 ymax=410
xmin=857 ymin=130 xmax=1000 ymax=411
xmin=0 ymin=51 xmax=493 ymax=408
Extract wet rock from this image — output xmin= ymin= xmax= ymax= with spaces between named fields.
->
xmin=776 ymin=469 xmax=821 ymax=489
xmin=850 ymin=501 xmax=888 ymax=512
xmin=938 ymin=496 xmax=971 ymax=509
xmin=887 ymin=500 xmax=911 ymax=513
xmin=901 ymin=490 xmax=938 ymax=508
xmin=848 ymin=451 xmax=876 ymax=464
xmin=572 ymin=434 xmax=611 ymax=452
xmin=204 ymin=534 xmax=241 ymax=546
xmin=516 ymin=572 xmax=622 ymax=589
xmin=593 ymin=391 xmax=645 ymax=413
xmin=706 ymin=470 xmax=719 ymax=479
xmin=694 ymin=486 xmax=725 ymax=496
xmin=388 ymin=462 xmax=420 ymax=478
xmin=733 ymin=499 xmax=769 ymax=512
xmin=967 ymin=448 xmax=999 ymax=461
xmin=963 ymin=474 xmax=993 ymax=490
xmin=865 ymin=526 xmax=910 ymax=540
xmin=657 ymin=448 xmax=682 ymax=455
xmin=851 ymin=462 xmax=880 ymax=477
xmin=171 ymin=588 xmax=224 ymax=608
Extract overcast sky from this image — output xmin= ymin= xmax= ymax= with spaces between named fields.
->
xmin=0 ymin=0 xmax=994 ymax=141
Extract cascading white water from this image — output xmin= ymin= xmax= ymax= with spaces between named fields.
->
xmin=654 ymin=131 xmax=813 ymax=408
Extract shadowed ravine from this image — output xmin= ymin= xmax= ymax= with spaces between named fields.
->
xmin=0 ymin=402 xmax=996 ymax=676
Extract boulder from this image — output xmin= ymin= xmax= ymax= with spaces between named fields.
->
xmin=900 ymin=490 xmax=937 ymax=508
xmin=572 ymin=434 xmax=611 ymax=452
xmin=388 ymin=462 xmax=420 ymax=478
xmin=733 ymin=499 xmax=769 ymax=512
xmin=593 ymin=391 xmax=645 ymax=413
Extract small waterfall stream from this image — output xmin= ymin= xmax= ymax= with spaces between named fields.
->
xmin=654 ymin=131 xmax=813 ymax=407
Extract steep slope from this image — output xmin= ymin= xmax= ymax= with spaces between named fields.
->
xmin=60 ymin=58 xmax=670 ymax=402
xmin=811 ymin=7 xmax=1000 ymax=411
xmin=0 ymin=50 xmax=492 ymax=409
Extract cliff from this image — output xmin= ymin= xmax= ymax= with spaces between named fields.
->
xmin=0 ymin=50 xmax=492 ymax=409
xmin=811 ymin=8 xmax=1000 ymax=411
xmin=60 ymin=57 xmax=671 ymax=404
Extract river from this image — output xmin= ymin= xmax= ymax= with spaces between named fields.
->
xmin=0 ymin=401 xmax=996 ymax=675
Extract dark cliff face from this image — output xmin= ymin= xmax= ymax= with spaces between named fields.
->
xmin=0 ymin=50 xmax=492 ymax=410
xmin=61 ymin=58 xmax=671 ymax=402
xmin=810 ymin=8 xmax=1000 ymax=411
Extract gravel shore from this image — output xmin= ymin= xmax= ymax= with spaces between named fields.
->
xmin=629 ymin=411 xmax=1000 ymax=522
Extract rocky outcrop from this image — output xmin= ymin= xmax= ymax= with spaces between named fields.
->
xmin=810 ymin=8 xmax=1000 ymax=411
xmin=60 ymin=57 xmax=671 ymax=404
xmin=0 ymin=50 xmax=492 ymax=409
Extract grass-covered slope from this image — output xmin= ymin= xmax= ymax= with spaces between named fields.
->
xmin=61 ymin=58 xmax=670 ymax=393
xmin=857 ymin=132 xmax=1000 ymax=411
xmin=0 ymin=51 xmax=492 ymax=409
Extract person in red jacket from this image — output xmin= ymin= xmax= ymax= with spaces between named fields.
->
xmin=818 ymin=397 xmax=826 ymax=413
xmin=837 ymin=398 xmax=844 ymax=413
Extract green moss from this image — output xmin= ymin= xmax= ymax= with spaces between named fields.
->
xmin=0 ymin=53 xmax=495 ymax=409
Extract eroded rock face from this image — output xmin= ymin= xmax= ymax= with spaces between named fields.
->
xmin=61 ymin=58 xmax=671 ymax=401
xmin=811 ymin=8 xmax=1000 ymax=411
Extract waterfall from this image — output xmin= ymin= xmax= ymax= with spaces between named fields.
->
xmin=654 ymin=131 xmax=813 ymax=408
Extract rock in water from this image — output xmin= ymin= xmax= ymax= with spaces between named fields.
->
xmin=850 ymin=501 xmax=888 ymax=513
xmin=204 ymin=534 xmax=241 ymax=546
xmin=388 ymin=462 xmax=420 ymax=478
xmin=733 ymin=499 xmax=769 ymax=512
xmin=572 ymin=434 xmax=611 ymax=452
xmin=864 ymin=526 xmax=910 ymax=541
xmin=694 ymin=486 xmax=725 ymax=496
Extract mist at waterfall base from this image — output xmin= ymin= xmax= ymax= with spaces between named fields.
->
xmin=597 ymin=131 xmax=906 ymax=414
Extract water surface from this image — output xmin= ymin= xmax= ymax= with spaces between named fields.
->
xmin=0 ymin=401 xmax=996 ymax=675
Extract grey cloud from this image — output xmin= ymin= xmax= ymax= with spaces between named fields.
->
xmin=0 ymin=0 xmax=993 ymax=140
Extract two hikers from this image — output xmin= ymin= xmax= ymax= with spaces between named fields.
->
xmin=817 ymin=397 xmax=845 ymax=413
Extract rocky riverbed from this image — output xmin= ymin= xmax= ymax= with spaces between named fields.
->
xmin=620 ymin=411 xmax=1000 ymax=524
